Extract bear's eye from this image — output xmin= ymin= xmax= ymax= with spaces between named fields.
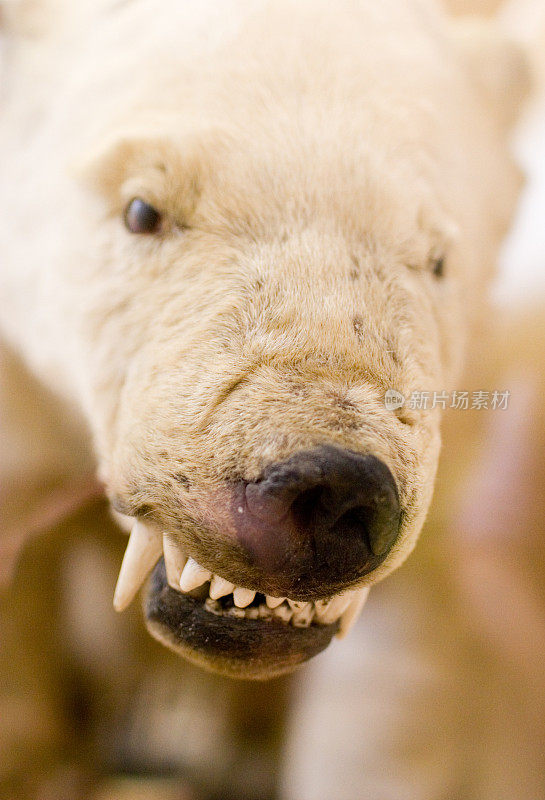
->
xmin=124 ymin=198 xmax=162 ymax=234
xmin=431 ymin=255 xmax=445 ymax=278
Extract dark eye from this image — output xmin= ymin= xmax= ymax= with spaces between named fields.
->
xmin=124 ymin=198 xmax=162 ymax=234
xmin=431 ymin=255 xmax=445 ymax=278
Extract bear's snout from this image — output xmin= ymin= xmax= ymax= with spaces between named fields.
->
xmin=135 ymin=444 xmax=400 ymax=676
xmin=232 ymin=445 xmax=401 ymax=597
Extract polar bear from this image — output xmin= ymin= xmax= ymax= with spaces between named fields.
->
xmin=0 ymin=0 xmax=529 ymax=682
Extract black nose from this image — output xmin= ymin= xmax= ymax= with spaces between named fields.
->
xmin=240 ymin=445 xmax=401 ymax=596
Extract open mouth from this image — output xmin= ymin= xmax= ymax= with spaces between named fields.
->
xmin=113 ymin=520 xmax=370 ymax=678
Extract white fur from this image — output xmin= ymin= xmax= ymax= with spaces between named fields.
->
xmin=0 ymin=0 xmax=529 ymax=588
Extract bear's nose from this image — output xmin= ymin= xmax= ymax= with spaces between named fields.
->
xmin=238 ymin=445 xmax=401 ymax=596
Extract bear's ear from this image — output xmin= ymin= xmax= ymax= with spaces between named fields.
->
xmin=453 ymin=19 xmax=532 ymax=131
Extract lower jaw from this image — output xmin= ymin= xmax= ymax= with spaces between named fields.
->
xmin=144 ymin=560 xmax=338 ymax=680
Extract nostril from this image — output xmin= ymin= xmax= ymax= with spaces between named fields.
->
xmin=333 ymin=506 xmax=373 ymax=535
xmin=333 ymin=504 xmax=396 ymax=557
xmin=239 ymin=445 xmax=401 ymax=593
xmin=290 ymin=485 xmax=324 ymax=532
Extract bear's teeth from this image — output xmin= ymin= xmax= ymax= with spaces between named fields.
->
xmin=179 ymin=557 xmax=212 ymax=592
xmin=209 ymin=575 xmax=235 ymax=599
xmin=233 ymin=587 xmax=256 ymax=608
xmin=287 ymin=600 xmax=308 ymax=612
xmin=273 ymin=604 xmax=293 ymax=623
xmin=113 ymin=520 xmax=370 ymax=635
xmin=228 ymin=606 xmax=246 ymax=619
xmin=162 ymin=533 xmax=187 ymax=589
xmin=111 ymin=509 xmax=136 ymax=533
xmin=337 ymin=588 xmax=370 ymax=638
xmin=266 ymin=595 xmax=285 ymax=609
xmin=113 ymin=521 xmax=162 ymax=612
xmin=292 ymin=602 xmax=314 ymax=627
xmin=314 ymin=592 xmax=354 ymax=625
xmin=204 ymin=597 xmax=222 ymax=615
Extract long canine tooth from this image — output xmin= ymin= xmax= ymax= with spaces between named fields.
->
xmin=233 ymin=587 xmax=256 ymax=608
xmin=337 ymin=588 xmax=370 ymax=638
xmin=111 ymin=510 xmax=135 ymax=533
xmin=266 ymin=595 xmax=285 ymax=609
xmin=209 ymin=575 xmax=235 ymax=600
xmin=162 ymin=533 xmax=187 ymax=590
xmin=179 ymin=558 xmax=211 ymax=592
xmin=113 ymin=521 xmax=162 ymax=612
xmin=314 ymin=592 xmax=354 ymax=625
